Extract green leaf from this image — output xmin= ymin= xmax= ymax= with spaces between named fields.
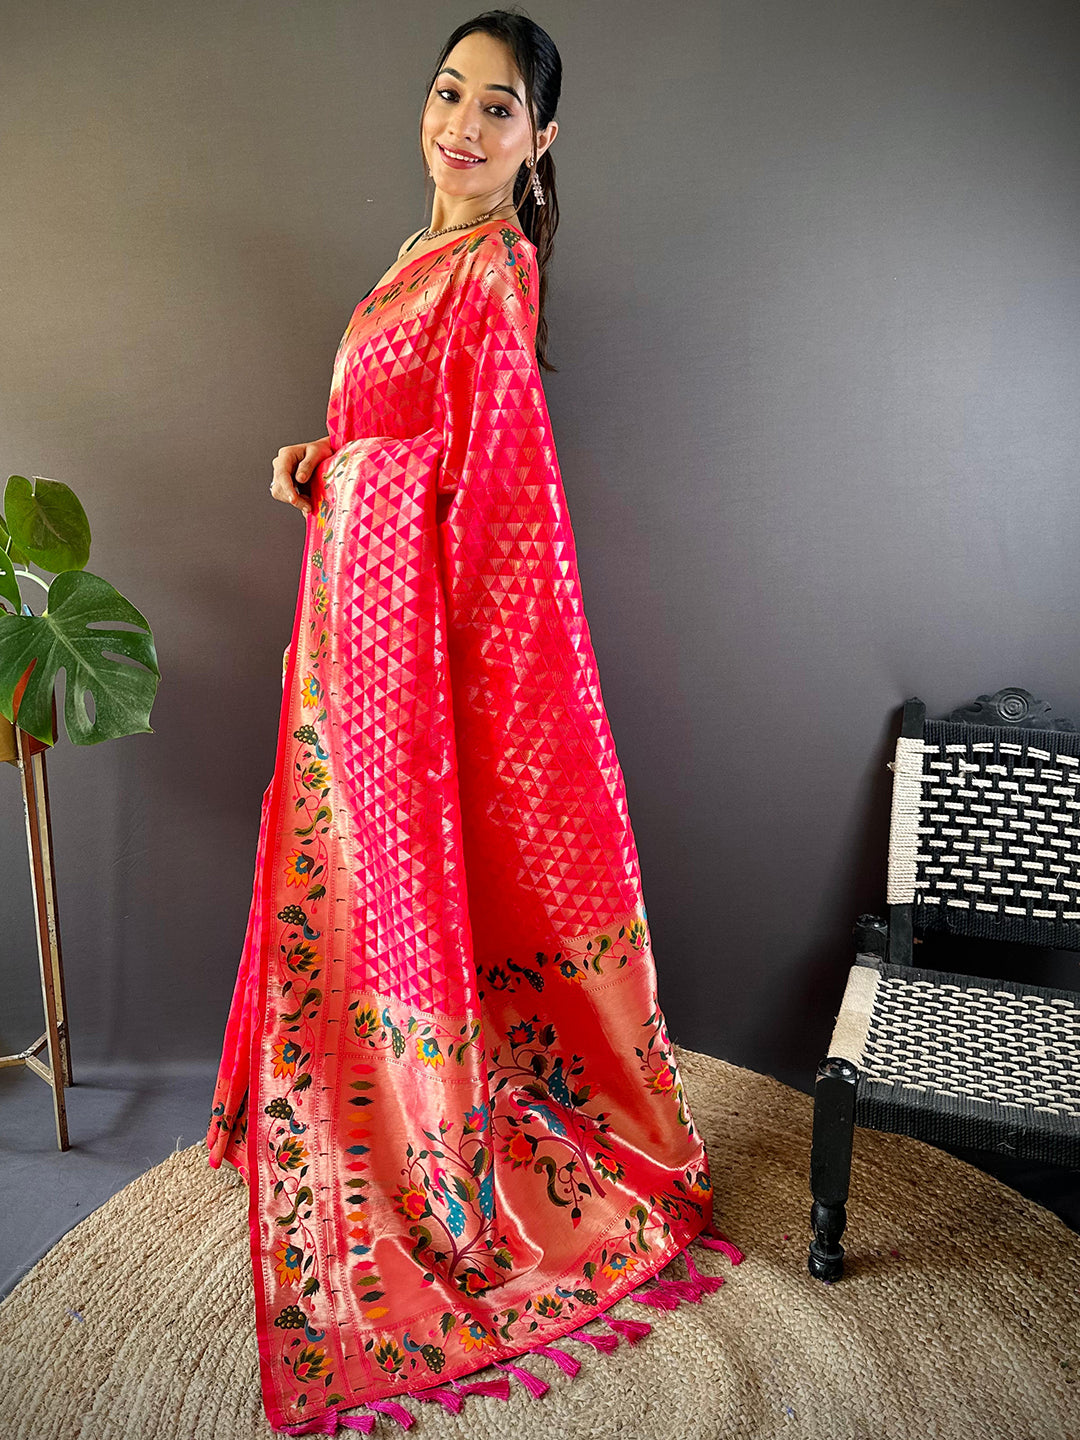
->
xmin=0 ymin=513 xmax=31 ymax=567
xmin=0 ymin=569 xmax=158 ymax=746
xmin=4 ymin=476 xmax=91 ymax=574
xmin=0 ymin=546 xmax=21 ymax=613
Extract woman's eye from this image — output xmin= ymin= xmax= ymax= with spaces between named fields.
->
xmin=436 ymin=88 xmax=510 ymax=118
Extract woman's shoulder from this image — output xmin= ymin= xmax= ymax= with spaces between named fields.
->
xmin=490 ymin=219 xmax=535 ymax=258
xmin=396 ymin=227 xmax=427 ymax=259
xmin=455 ymin=222 xmax=538 ymax=340
xmin=461 ymin=220 xmax=536 ymax=285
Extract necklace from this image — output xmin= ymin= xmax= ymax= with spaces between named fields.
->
xmin=414 ymin=205 xmax=515 ymax=246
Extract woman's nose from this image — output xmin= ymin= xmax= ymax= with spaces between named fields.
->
xmin=451 ymin=109 xmax=482 ymax=136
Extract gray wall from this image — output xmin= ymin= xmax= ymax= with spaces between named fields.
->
xmin=1 ymin=0 xmax=1077 ymax=1093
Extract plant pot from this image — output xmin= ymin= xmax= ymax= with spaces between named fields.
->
xmin=0 ymin=670 xmax=57 ymax=765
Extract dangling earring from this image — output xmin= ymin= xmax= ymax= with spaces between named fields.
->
xmin=527 ymin=156 xmax=546 ymax=207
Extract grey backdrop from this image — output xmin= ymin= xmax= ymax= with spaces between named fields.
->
xmin=1 ymin=0 xmax=1078 ymax=1095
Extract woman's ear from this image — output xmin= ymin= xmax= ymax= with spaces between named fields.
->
xmin=538 ymin=119 xmax=558 ymax=158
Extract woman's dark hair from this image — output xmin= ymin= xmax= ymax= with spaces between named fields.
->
xmin=420 ymin=9 xmax=562 ymax=371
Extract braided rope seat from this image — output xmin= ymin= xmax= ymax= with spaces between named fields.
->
xmin=809 ymin=688 xmax=1080 ymax=1282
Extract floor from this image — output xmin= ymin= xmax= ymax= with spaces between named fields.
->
xmin=1 ymin=1059 xmax=1076 ymax=1305
xmin=0 ymin=1061 xmax=218 ymax=1302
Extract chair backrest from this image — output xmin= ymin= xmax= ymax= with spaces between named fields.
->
xmin=885 ymin=688 xmax=1080 ymax=965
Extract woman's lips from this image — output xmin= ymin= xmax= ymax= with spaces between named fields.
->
xmin=437 ymin=143 xmax=486 ymax=169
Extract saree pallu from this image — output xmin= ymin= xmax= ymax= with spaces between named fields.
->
xmin=206 ymin=220 xmax=739 ymax=1435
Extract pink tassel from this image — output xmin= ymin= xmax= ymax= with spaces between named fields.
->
xmin=626 ymin=1244 xmax=729 ymax=1310
xmin=698 ymin=1226 xmax=745 ymax=1265
xmin=451 ymin=1376 xmax=512 ymax=1401
xmin=683 ymin=1250 xmax=725 ymax=1296
xmin=605 ymin=1316 xmax=652 ymax=1344
xmin=629 ymin=1278 xmax=684 ymax=1310
xmin=668 ymin=1277 xmax=708 ymax=1303
xmin=568 ymin=1325 xmax=620 ymax=1353
xmin=495 ymin=1361 xmax=550 ymax=1398
xmin=530 ymin=1344 xmax=581 ymax=1377
xmin=365 ymin=1399 xmax=415 ymax=1429
xmin=408 ymin=1385 xmax=463 ymax=1414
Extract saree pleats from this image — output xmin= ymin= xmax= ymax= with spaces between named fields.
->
xmin=206 ymin=222 xmax=724 ymax=1433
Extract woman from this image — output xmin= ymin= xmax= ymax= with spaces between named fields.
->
xmin=206 ymin=12 xmax=740 ymax=1435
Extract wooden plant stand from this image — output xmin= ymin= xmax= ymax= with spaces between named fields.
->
xmin=0 ymin=700 xmax=73 ymax=1149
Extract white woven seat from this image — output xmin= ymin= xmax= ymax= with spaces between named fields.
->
xmin=827 ymin=958 xmax=1080 ymax=1166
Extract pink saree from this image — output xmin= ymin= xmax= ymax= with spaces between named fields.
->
xmin=206 ymin=218 xmax=741 ymax=1435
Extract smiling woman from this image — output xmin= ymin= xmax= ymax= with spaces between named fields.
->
xmin=428 ymin=63 xmax=528 ymax=166
xmin=426 ymin=50 xmax=546 ymax=169
xmin=412 ymin=22 xmax=560 ymax=371
xmin=208 ymin=11 xmax=740 ymax=1437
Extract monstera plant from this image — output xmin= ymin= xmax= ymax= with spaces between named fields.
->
xmin=0 ymin=474 xmax=159 ymax=748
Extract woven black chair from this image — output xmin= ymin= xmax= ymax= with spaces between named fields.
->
xmin=809 ymin=687 xmax=1080 ymax=1282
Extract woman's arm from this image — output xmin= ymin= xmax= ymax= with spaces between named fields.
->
xmin=270 ymin=437 xmax=333 ymax=516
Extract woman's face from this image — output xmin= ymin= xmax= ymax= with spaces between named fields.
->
xmin=421 ymin=31 xmax=556 ymax=211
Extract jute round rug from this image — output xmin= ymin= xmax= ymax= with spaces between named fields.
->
xmin=1 ymin=1047 xmax=1077 ymax=1440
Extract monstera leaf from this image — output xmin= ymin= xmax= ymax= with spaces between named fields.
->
xmin=0 ymin=512 xmax=31 ymax=568
xmin=0 ymin=570 xmax=159 ymax=746
xmin=0 ymin=544 xmax=20 ymax=613
xmin=4 ymin=475 xmax=90 ymax=573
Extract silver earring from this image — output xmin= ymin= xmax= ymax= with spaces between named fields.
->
xmin=528 ymin=157 xmax=545 ymax=206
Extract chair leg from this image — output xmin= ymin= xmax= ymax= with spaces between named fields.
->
xmin=808 ymin=1056 xmax=858 ymax=1281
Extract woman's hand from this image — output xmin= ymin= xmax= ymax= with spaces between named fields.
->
xmin=270 ymin=437 xmax=333 ymax=516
